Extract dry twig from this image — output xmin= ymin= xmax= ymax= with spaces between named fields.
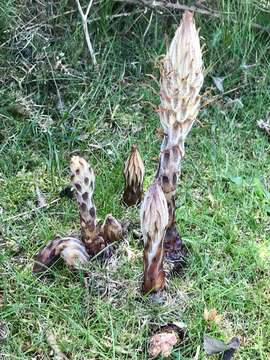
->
xmin=75 ymin=0 xmax=97 ymax=65
xmin=3 ymin=198 xmax=61 ymax=223
xmin=257 ymin=119 xmax=270 ymax=137
xmin=116 ymin=0 xmax=270 ymax=34
xmin=117 ymin=0 xmax=220 ymax=17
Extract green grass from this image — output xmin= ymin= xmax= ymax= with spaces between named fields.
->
xmin=0 ymin=1 xmax=270 ymax=359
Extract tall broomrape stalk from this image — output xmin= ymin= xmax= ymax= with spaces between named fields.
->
xmin=123 ymin=145 xmax=145 ymax=206
xmin=70 ymin=155 xmax=106 ymax=255
xmin=140 ymin=180 xmax=169 ymax=294
xmin=70 ymin=155 xmax=123 ymax=255
xmin=156 ymin=11 xmax=204 ymax=261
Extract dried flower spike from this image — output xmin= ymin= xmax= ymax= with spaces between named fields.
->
xmin=157 ymin=11 xmax=204 ymax=261
xmin=123 ymin=145 xmax=145 ymax=206
xmin=70 ymin=156 xmax=106 ymax=255
xmin=140 ymin=181 xmax=169 ymax=294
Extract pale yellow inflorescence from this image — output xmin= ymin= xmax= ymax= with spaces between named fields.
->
xmin=160 ymin=11 xmax=204 ymax=155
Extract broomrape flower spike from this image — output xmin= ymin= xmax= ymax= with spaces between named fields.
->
xmin=33 ymin=156 xmax=123 ymax=273
xmin=123 ymin=145 xmax=145 ymax=206
xmin=157 ymin=11 xmax=204 ymax=261
xmin=70 ymin=155 xmax=106 ymax=255
xmin=140 ymin=180 xmax=169 ymax=294
xmin=101 ymin=214 xmax=123 ymax=243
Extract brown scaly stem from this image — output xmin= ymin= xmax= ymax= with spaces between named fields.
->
xmin=123 ymin=145 xmax=145 ymax=206
xmin=157 ymin=11 xmax=204 ymax=262
xmin=156 ymin=144 xmax=186 ymax=262
xmin=140 ymin=180 xmax=169 ymax=294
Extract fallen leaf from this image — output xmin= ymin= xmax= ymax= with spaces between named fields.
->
xmin=204 ymin=308 xmax=217 ymax=321
xmin=0 ymin=322 xmax=8 ymax=341
xmin=204 ymin=336 xmax=228 ymax=354
xmin=148 ymin=323 xmax=186 ymax=358
xmin=35 ymin=186 xmax=47 ymax=208
xmin=204 ymin=336 xmax=240 ymax=359
xmin=149 ymin=332 xmax=178 ymax=358
xmin=257 ymin=119 xmax=270 ymax=137
xmin=204 ymin=308 xmax=222 ymax=324
xmin=8 ymin=104 xmax=30 ymax=117
xmin=212 ymin=76 xmax=225 ymax=92
xmin=221 ymin=337 xmax=240 ymax=360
